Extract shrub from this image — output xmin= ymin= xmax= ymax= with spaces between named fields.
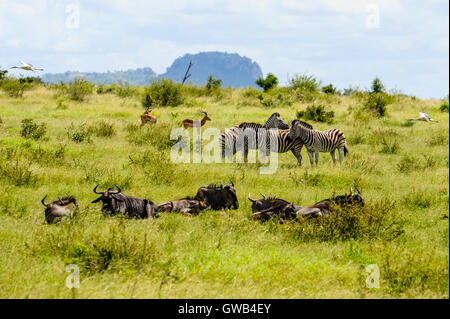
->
xmin=146 ymin=78 xmax=184 ymax=107
xmin=289 ymin=73 xmax=320 ymax=93
xmin=206 ymin=75 xmax=223 ymax=91
xmin=0 ymin=147 xmax=37 ymax=186
xmin=256 ymin=73 xmax=278 ymax=92
xmin=114 ymin=81 xmax=138 ymax=98
xmin=380 ymin=138 xmax=400 ymax=154
xmin=20 ymin=119 xmax=47 ymax=140
xmin=142 ymin=93 xmax=153 ymax=110
xmin=56 ymin=97 xmax=68 ymax=110
xmin=401 ymin=120 xmax=415 ymax=127
xmin=283 ymin=200 xmax=403 ymax=242
xmin=1 ymin=78 xmax=30 ymax=98
xmin=440 ymin=101 xmax=449 ymax=112
xmin=65 ymin=78 xmax=94 ymax=102
xmin=397 ymin=155 xmax=421 ymax=173
xmin=321 ymin=84 xmax=339 ymax=95
xmin=126 ymin=122 xmax=174 ymax=150
xmin=0 ymin=66 xmax=7 ymax=81
xmin=371 ymin=77 xmax=385 ymax=93
xmin=66 ymin=123 xmax=92 ymax=143
xmin=296 ymin=104 xmax=334 ymax=123
xmin=364 ymin=92 xmax=390 ymax=117
xmin=88 ymin=120 xmax=116 ymax=137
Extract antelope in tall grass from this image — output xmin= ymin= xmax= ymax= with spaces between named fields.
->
xmin=140 ymin=107 xmax=157 ymax=126
xmin=182 ymin=110 xmax=211 ymax=130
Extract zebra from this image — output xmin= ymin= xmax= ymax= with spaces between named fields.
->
xmin=219 ymin=113 xmax=289 ymax=161
xmin=260 ymin=120 xmax=313 ymax=166
xmin=289 ymin=119 xmax=349 ymax=165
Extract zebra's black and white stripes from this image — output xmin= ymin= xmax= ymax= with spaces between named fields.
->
xmin=290 ymin=120 xmax=348 ymax=165
xmin=219 ymin=113 xmax=289 ymax=160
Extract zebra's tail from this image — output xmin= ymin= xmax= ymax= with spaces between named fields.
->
xmin=343 ymin=143 xmax=349 ymax=156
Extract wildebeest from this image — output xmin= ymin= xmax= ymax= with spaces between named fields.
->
xmin=248 ymin=193 xmax=297 ymax=223
xmin=194 ymin=181 xmax=239 ymax=210
xmin=41 ymin=195 xmax=78 ymax=224
xmin=157 ymin=199 xmax=208 ymax=216
xmin=91 ymin=185 xmax=158 ymax=218
xmin=295 ymin=187 xmax=364 ymax=218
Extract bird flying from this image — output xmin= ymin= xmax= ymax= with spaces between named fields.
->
xmin=11 ymin=61 xmax=44 ymax=72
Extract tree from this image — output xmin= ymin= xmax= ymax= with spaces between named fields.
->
xmin=256 ymin=73 xmax=278 ymax=92
xmin=206 ymin=75 xmax=222 ymax=91
xmin=0 ymin=66 xmax=8 ymax=81
xmin=371 ymin=77 xmax=385 ymax=94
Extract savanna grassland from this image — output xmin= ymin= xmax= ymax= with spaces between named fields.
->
xmin=0 ymin=79 xmax=448 ymax=299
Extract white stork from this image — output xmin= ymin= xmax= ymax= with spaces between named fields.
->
xmin=408 ymin=111 xmax=438 ymax=122
xmin=10 ymin=61 xmax=44 ymax=72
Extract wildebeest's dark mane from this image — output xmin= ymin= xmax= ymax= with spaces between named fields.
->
xmin=206 ymin=183 xmax=222 ymax=189
xmin=51 ymin=196 xmax=77 ymax=204
xmin=265 ymin=196 xmax=289 ymax=202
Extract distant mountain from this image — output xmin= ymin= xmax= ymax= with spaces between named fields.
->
xmin=40 ymin=52 xmax=263 ymax=88
xmin=158 ymin=52 xmax=263 ymax=88
xmin=41 ymin=67 xmax=157 ymax=85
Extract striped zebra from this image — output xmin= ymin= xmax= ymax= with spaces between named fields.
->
xmin=260 ymin=120 xmax=314 ymax=165
xmin=219 ymin=113 xmax=289 ymax=161
xmin=289 ymin=120 xmax=349 ymax=165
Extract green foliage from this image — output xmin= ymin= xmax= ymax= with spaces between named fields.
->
xmin=401 ymin=120 xmax=415 ymax=127
xmin=66 ymin=123 xmax=92 ymax=143
xmin=256 ymin=73 xmax=278 ymax=92
xmin=289 ymin=73 xmax=320 ymax=93
xmin=146 ymin=78 xmax=184 ymax=107
xmin=284 ymin=200 xmax=403 ymax=242
xmin=371 ymin=77 xmax=385 ymax=93
xmin=0 ymin=77 xmax=31 ymax=98
xmin=0 ymin=147 xmax=37 ymax=186
xmin=365 ymin=92 xmax=391 ymax=117
xmin=88 ymin=120 xmax=116 ymax=138
xmin=142 ymin=93 xmax=153 ymax=110
xmin=321 ymin=83 xmax=339 ymax=95
xmin=440 ymin=101 xmax=449 ymax=112
xmin=206 ymin=75 xmax=223 ymax=91
xmin=65 ymin=78 xmax=94 ymax=102
xmin=380 ymin=138 xmax=400 ymax=154
xmin=296 ymin=104 xmax=335 ymax=123
xmin=0 ymin=66 xmax=7 ymax=81
xmin=126 ymin=122 xmax=174 ymax=150
xmin=20 ymin=119 xmax=47 ymax=141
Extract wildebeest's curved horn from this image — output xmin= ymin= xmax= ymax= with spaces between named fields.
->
xmin=112 ymin=184 xmax=121 ymax=194
xmin=248 ymin=193 xmax=255 ymax=202
xmin=93 ymin=185 xmax=103 ymax=194
xmin=356 ymin=187 xmax=361 ymax=194
xmin=41 ymin=195 xmax=48 ymax=206
xmin=230 ymin=180 xmax=234 ymax=187
xmin=260 ymin=193 xmax=266 ymax=199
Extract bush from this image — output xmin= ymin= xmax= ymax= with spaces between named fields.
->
xmin=440 ymin=101 xmax=449 ymax=112
xmin=296 ymin=104 xmax=334 ymax=123
xmin=0 ymin=147 xmax=37 ymax=186
xmin=371 ymin=77 xmax=385 ymax=93
xmin=206 ymin=75 xmax=223 ymax=91
xmin=20 ymin=119 xmax=47 ymax=140
xmin=256 ymin=73 xmax=278 ymax=92
xmin=88 ymin=120 xmax=116 ymax=137
xmin=321 ymin=84 xmax=339 ymax=95
xmin=364 ymin=92 xmax=390 ymax=117
xmin=66 ymin=123 xmax=92 ymax=143
xmin=380 ymin=138 xmax=400 ymax=154
xmin=142 ymin=93 xmax=153 ymax=110
xmin=0 ymin=66 xmax=7 ymax=81
xmin=289 ymin=73 xmax=320 ymax=93
xmin=1 ymin=78 xmax=31 ymax=98
xmin=65 ymin=78 xmax=94 ymax=102
xmin=283 ymin=200 xmax=403 ymax=242
xmin=146 ymin=78 xmax=184 ymax=107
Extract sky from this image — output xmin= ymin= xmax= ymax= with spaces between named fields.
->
xmin=0 ymin=0 xmax=448 ymax=99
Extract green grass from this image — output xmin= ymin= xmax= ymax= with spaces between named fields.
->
xmin=0 ymin=86 xmax=448 ymax=298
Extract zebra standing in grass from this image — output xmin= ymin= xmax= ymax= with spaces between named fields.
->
xmin=289 ymin=120 xmax=349 ymax=165
xmin=260 ymin=120 xmax=314 ymax=166
xmin=219 ymin=113 xmax=289 ymax=161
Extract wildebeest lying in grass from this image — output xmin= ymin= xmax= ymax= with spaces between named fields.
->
xmin=41 ymin=195 xmax=78 ymax=224
xmin=157 ymin=199 xmax=208 ymax=216
xmin=250 ymin=188 xmax=364 ymax=222
xmin=91 ymin=185 xmax=158 ymax=218
xmin=294 ymin=187 xmax=364 ymax=218
xmin=248 ymin=193 xmax=299 ymax=223
xmin=193 ymin=181 xmax=239 ymax=210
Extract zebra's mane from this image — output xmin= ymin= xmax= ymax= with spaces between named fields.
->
xmin=238 ymin=122 xmax=263 ymax=128
xmin=296 ymin=120 xmax=313 ymax=130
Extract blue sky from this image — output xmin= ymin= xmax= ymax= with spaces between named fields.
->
xmin=1 ymin=0 xmax=448 ymax=98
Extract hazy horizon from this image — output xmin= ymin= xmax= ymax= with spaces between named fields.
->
xmin=1 ymin=0 xmax=448 ymax=99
